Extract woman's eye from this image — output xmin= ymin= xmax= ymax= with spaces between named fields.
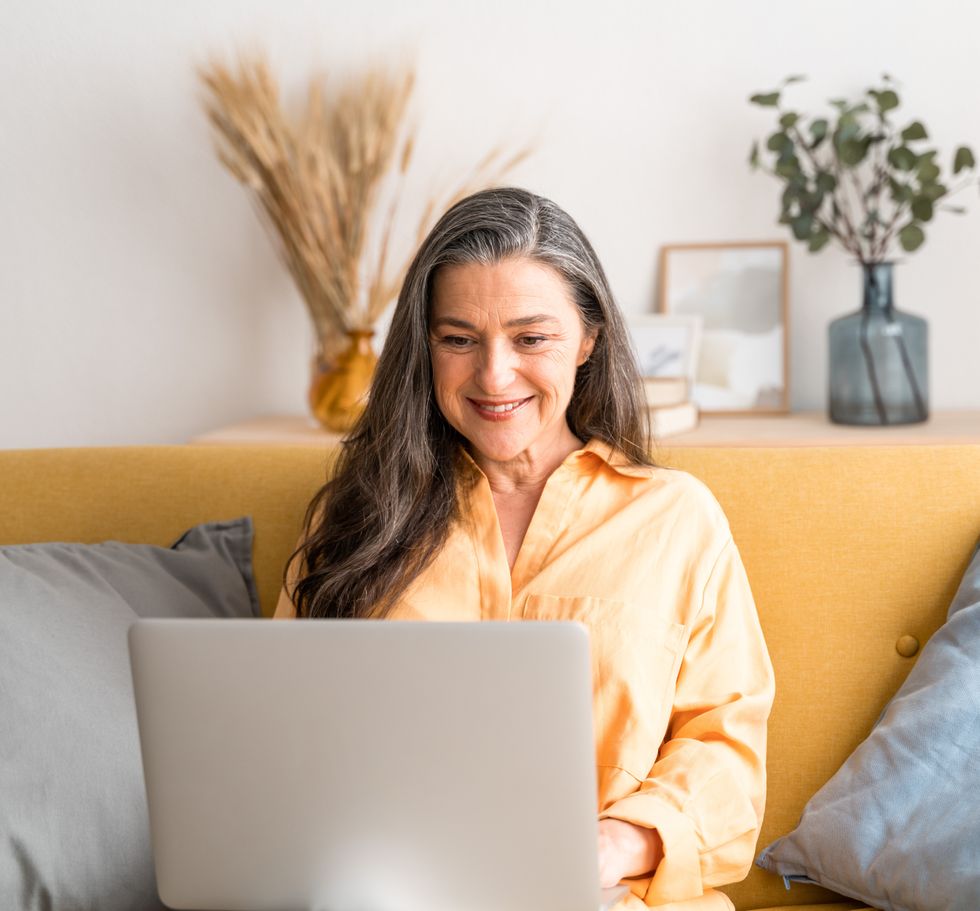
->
xmin=517 ymin=336 xmax=547 ymax=349
xmin=441 ymin=336 xmax=474 ymax=349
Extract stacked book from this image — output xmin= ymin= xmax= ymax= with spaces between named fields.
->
xmin=642 ymin=377 xmax=700 ymax=438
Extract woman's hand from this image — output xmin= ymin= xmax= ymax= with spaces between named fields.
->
xmin=597 ymin=818 xmax=664 ymax=888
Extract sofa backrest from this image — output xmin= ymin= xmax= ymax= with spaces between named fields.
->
xmin=3 ymin=443 xmax=978 ymax=910
xmin=659 ymin=444 xmax=980 ymax=908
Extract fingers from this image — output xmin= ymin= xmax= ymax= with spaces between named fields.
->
xmin=597 ymin=827 xmax=624 ymax=888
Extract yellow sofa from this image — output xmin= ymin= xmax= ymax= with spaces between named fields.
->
xmin=3 ymin=442 xmax=979 ymax=911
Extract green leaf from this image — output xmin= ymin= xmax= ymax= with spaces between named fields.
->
xmin=799 ymin=188 xmax=823 ymax=213
xmin=816 ymin=170 xmax=837 ymax=193
xmin=782 ymin=180 xmax=807 ymax=200
xmin=867 ymin=90 xmax=892 ymax=116
xmin=939 ymin=204 xmax=968 ymax=214
xmin=911 ymin=197 xmax=934 ymax=221
xmin=829 ymin=98 xmax=848 ymax=111
xmin=809 ymin=118 xmax=829 ymax=144
xmin=888 ymin=176 xmax=914 ymax=203
xmin=839 ymin=137 xmax=870 ymax=167
xmin=791 ymin=214 xmax=814 ymax=240
xmin=808 ymin=227 xmax=831 ymax=252
xmin=919 ymin=182 xmax=947 ymax=202
xmin=750 ymin=92 xmax=780 ymax=107
xmin=749 ymin=141 xmax=760 ymax=169
xmin=775 ymin=156 xmax=802 ymax=178
xmin=836 ymin=117 xmax=861 ymax=142
xmin=849 ymin=102 xmax=872 ymax=116
xmin=875 ymin=89 xmax=900 ymax=113
xmin=954 ymin=146 xmax=976 ymax=174
xmin=888 ymin=146 xmax=917 ymax=170
xmin=780 ymin=112 xmax=799 ymax=129
xmin=918 ymin=160 xmax=941 ymax=182
xmin=901 ymin=121 xmax=928 ymax=141
xmin=767 ymin=131 xmax=793 ymax=153
xmin=899 ymin=223 xmax=925 ymax=251
xmin=783 ymin=74 xmax=807 ymax=85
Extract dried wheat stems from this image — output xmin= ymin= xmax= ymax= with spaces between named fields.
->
xmin=198 ymin=52 xmax=531 ymax=358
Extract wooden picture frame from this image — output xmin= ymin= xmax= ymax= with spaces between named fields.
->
xmin=658 ymin=241 xmax=790 ymax=414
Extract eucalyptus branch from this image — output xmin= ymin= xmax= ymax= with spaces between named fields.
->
xmin=847 ymin=165 xmax=872 ymax=256
xmin=749 ymin=74 xmax=979 ymax=264
xmin=875 ymin=200 xmax=910 ymax=261
xmin=867 ymin=134 xmax=892 ymax=255
xmin=831 ymin=155 xmax=866 ymax=258
xmin=785 ymin=122 xmax=856 ymax=254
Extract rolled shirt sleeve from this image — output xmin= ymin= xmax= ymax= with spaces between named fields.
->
xmin=600 ymin=538 xmax=776 ymax=906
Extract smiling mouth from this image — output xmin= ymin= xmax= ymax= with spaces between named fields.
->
xmin=468 ymin=396 xmax=533 ymax=419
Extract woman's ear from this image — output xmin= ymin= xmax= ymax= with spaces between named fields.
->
xmin=578 ymin=330 xmax=598 ymax=366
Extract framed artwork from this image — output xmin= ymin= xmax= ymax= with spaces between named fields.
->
xmin=658 ymin=241 xmax=789 ymax=414
xmin=627 ymin=314 xmax=702 ymax=408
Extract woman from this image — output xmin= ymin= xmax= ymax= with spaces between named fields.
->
xmin=275 ymin=188 xmax=775 ymax=911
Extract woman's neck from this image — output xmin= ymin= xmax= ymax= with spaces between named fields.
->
xmin=472 ymin=427 xmax=584 ymax=497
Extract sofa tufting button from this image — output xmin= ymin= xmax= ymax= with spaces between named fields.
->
xmin=896 ymin=635 xmax=920 ymax=658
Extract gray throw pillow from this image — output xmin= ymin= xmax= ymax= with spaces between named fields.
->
xmin=756 ymin=537 xmax=980 ymax=911
xmin=0 ymin=518 xmax=261 ymax=911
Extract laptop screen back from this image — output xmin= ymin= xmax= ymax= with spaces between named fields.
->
xmin=129 ymin=618 xmax=608 ymax=911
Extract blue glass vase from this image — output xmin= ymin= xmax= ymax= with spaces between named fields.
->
xmin=828 ymin=262 xmax=929 ymax=425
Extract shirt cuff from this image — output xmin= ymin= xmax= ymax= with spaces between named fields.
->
xmin=600 ymin=791 xmax=703 ymax=905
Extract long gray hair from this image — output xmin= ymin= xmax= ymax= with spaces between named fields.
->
xmin=288 ymin=187 xmax=651 ymax=618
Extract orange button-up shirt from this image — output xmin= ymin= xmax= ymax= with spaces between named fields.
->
xmin=276 ymin=438 xmax=775 ymax=911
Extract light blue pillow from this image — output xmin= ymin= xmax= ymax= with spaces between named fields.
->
xmin=756 ymin=537 xmax=980 ymax=911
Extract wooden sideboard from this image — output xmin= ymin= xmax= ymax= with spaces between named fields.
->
xmin=190 ymin=411 xmax=980 ymax=448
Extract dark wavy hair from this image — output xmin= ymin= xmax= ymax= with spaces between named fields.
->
xmin=287 ymin=187 xmax=652 ymax=618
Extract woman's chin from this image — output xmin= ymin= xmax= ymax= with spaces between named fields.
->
xmin=465 ymin=433 xmax=529 ymax=466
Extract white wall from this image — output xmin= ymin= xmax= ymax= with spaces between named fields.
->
xmin=4 ymin=0 xmax=980 ymax=448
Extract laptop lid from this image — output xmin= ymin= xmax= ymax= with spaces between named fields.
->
xmin=129 ymin=618 xmax=627 ymax=911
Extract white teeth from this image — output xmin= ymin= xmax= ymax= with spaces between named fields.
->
xmin=479 ymin=400 xmax=525 ymax=413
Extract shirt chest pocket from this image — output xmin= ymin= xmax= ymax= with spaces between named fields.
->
xmin=522 ymin=593 xmax=686 ymax=781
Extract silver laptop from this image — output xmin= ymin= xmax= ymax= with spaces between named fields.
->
xmin=129 ymin=618 xmax=630 ymax=911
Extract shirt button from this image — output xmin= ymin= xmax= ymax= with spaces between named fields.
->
xmin=896 ymin=635 xmax=920 ymax=658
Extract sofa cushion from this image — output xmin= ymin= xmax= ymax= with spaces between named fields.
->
xmin=0 ymin=518 xmax=260 ymax=911
xmin=755 ymin=537 xmax=980 ymax=910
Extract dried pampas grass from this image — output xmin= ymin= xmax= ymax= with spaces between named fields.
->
xmin=198 ymin=52 xmax=532 ymax=360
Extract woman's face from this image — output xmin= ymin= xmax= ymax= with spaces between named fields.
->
xmin=428 ymin=257 xmax=596 ymax=470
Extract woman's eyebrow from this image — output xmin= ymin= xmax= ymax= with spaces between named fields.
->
xmin=504 ymin=314 xmax=560 ymax=328
xmin=430 ymin=316 xmax=478 ymax=331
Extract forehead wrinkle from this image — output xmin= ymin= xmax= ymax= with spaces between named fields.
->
xmin=429 ymin=260 xmax=580 ymax=331
xmin=433 ymin=261 xmax=569 ymax=303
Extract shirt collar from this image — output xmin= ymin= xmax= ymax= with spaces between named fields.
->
xmin=576 ymin=437 xmax=656 ymax=478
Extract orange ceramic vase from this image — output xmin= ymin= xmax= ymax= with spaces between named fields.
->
xmin=308 ymin=330 xmax=378 ymax=433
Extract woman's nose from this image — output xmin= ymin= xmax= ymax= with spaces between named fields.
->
xmin=476 ymin=341 xmax=518 ymax=393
